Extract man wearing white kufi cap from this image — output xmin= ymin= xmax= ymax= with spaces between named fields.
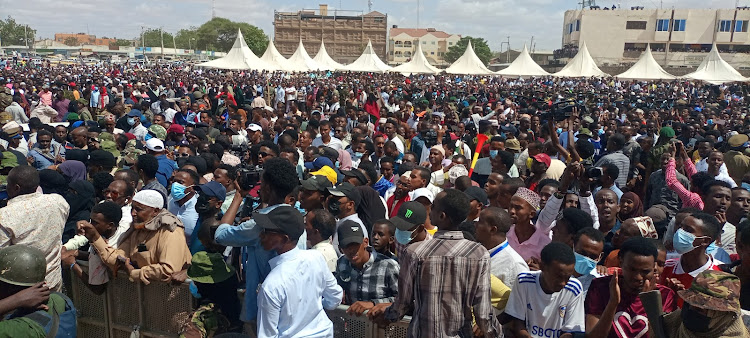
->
xmin=77 ymin=190 xmax=191 ymax=284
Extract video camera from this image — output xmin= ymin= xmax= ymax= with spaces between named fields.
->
xmin=540 ymin=100 xmax=586 ymax=121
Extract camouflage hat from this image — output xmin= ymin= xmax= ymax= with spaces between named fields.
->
xmin=76 ymin=98 xmax=88 ymax=106
xmin=98 ymin=132 xmax=115 ymax=143
xmin=148 ymin=124 xmax=167 ymax=141
xmin=0 ymin=111 xmax=11 ymax=124
xmin=678 ymin=270 xmax=741 ymax=313
xmin=100 ymin=140 xmax=120 ymax=158
xmin=120 ymin=139 xmax=145 ymax=166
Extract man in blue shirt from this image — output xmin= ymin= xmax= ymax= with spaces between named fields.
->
xmin=145 ymin=138 xmax=177 ymax=187
xmin=214 ymin=158 xmax=307 ymax=329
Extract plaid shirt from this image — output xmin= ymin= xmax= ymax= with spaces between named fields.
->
xmin=384 ymin=231 xmax=499 ymax=338
xmin=336 ymin=248 xmax=399 ymax=304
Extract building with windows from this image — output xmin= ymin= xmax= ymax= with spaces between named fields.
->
xmin=53 ymin=33 xmax=117 ymax=46
xmin=387 ymin=27 xmax=461 ymax=67
xmin=561 ymin=7 xmax=750 ymax=67
xmin=273 ymin=4 xmax=387 ymax=64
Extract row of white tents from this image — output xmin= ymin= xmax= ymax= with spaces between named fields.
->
xmin=198 ymin=30 xmax=749 ymax=84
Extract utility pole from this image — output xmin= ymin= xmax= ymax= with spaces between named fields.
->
xmin=160 ymin=27 xmax=165 ymax=58
xmin=172 ymin=35 xmax=177 ymax=59
xmin=506 ymin=36 xmax=510 ymax=63
xmin=212 ymin=0 xmax=216 ymax=19
xmin=141 ymin=26 xmax=145 ymax=59
xmin=24 ymin=25 xmax=28 ymax=49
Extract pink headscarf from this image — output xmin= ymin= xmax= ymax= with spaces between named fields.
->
xmin=337 ymin=149 xmax=353 ymax=171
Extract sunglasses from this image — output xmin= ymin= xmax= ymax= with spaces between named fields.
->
xmin=175 ymin=152 xmax=190 ymax=157
xmin=258 ymin=151 xmax=272 ymax=158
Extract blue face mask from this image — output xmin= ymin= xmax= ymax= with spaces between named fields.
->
xmin=707 ymin=119 xmax=714 ymax=126
xmin=353 ymin=152 xmax=364 ymax=159
xmin=170 ymin=182 xmax=189 ymax=200
xmin=673 ymin=228 xmax=705 ymax=254
xmin=489 ymin=150 xmax=499 ymax=159
xmin=394 ymin=228 xmax=414 ymax=245
xmin=574 ymin=252 xmax=598 ymax=275
xmin=127 ymin=117 xmax=136 ymax=126
xmin=557 ymin=128 xmax=563 ymax=134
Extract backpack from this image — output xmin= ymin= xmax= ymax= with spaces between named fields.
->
xmin=21 ymin=292 xmax=77 ymax=338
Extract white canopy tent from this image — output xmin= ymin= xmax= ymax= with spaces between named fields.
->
xmin=616 ymin=45 xmax=675 ymax=80
xmin=258 ymin=40 xmax=294 ymax=71
xmin=684 ymin=44 xmax=747 ymax=84
xmin=196 ymin=29 xmax=268 ymax=70
xmin=496 ymin=44 xmax=550 ymax=77
xmin=390 ymin=42 xmax=440 ymax=75
xmin=342 ymin=40 xmax=392 ymax=72
xmin=286 ymin=40 xmax=322 ymax=72
xmin=445 ymin=41 xmax=493 ymax=75
xmin=553 ymin=41 xmax=609 ymax=77
xmin=313 ymin=41 xmax=344 ymax=71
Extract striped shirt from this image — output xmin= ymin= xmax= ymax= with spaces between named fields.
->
xmin=384 ymin=231 xmax=498 ymax=337
xmin=336 ymin=248 xmax=399 ymax=304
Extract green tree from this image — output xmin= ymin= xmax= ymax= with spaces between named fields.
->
xmin=0 ymin=16 xmax=36 ymax=46
xmin=111 ymin=39 xmax=132 ymax=47
xmin=63 ymin=37 xmax=79 ymax=46
xmin=174 ymin=28 xmax=198 ymax=49
xmin=141 ymin=28 xmax=174 ymax=47
xmin=194 ymin=17 xmax=268 ymax=55
xmin=444 ymin=36 xmax=493 ymax=66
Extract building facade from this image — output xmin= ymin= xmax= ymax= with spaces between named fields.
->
xmin=388 ymin=27 xmax=461 ymax=67
xmin=561 ymin=7 xmax=750 ymax=67
xmin=53 ymin=33 xmax=117 ymax=46
xmin=273 ymin=4 xmax=387 ymax=64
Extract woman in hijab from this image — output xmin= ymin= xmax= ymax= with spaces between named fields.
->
xmin=355 ymin=185 xmax=387 ymax=235
xmin=39 ymin=169 xmax=68 ymax=196
xmin=57 ymin=160 xmax=87 ymax=183
xmin=63 ymin=180 xmax=96 ymax=243
xmin=337 ymin=149 xmax=353 ymax=171
xmin=618 ymin=191 xmax=643 ymax=222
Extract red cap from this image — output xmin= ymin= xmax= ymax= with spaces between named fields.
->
xmin=68 ymin=82 xmax=76 ymax=87
xmin=532 ymin=153 xmax=551 ymax=167
xmin=124 ymin=133 xmax=136 ymax=141
xmin=167 ymin=124 xmax=185 ymax=134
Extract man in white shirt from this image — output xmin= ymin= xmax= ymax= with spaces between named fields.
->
xmin=305 ymin=208 xmax=338 ymax=273
xmin=127 ymin=110 xmax=149 ymax=142
xmin=505 ymin=242 xmax=586 ymax=338
xmin=311 ymin=120 xmax=343 ymax=150
xmin=285 ymin=84 xmax=297 ymax=113
xmin=256 ymin=205 xmax=343 ymax=338
xmin=474 ymin=206 xmax=529 ymax=291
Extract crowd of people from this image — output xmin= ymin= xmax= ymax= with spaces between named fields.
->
xmin=0 ymin=60 xmax=750 ymax=338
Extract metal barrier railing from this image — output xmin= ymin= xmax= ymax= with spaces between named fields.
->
xmin=69 ymin=262 xmax=412 ymax=337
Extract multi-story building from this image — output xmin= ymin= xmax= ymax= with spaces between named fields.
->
xmin=561 ymin=7 xmax=750 ymax=67
xmin=273 ymin=4 xmax=387 ymax=64
xmin=53 ymin=33 xmax=117 ymax=46
xmin=388 ymin=27 xmax=461 ymax=67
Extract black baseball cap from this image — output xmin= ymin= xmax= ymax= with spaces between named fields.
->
xmin=194 ymin=181 xmax=227 ymax=201
xmin=391 ymin=201 xmax=427 ymax=231
xmin=327 ymin=182 xmax=361 ymax=208
xmin=300 ymin=175 xmax=333 ymax=192
xmin=341 ymin=169 xmax=368 ymax=186
xmin=88 ymin=150 xmax=116 ymax=168
xmin=254 ymin=205 xmax=304 ymax=240
xmin=464 ymin=186 xmax=489 ymax=206
xmin=320 ymin=146 xmax=339 ymax=161
xmin=337 ymin=220 xmax=364 ymax=247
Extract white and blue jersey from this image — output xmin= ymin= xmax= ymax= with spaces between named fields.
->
xmin=505 ymin=271 xmax=586 ymax=338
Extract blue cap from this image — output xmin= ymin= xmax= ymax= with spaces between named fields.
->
xmin=71 ymin=121 xmax=85 ymax=128
xmin=304 ymin=156 xmax=334 ymax=170
xmin=195 ymin=181 xmax=226 ymax=201
xmin=127 ymin=109 xmax=141 ymax=117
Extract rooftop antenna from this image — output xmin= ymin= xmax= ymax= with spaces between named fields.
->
xmin=368 ymin=0 xmax=373 ymax=12
xmin=579 ymin=0 xmax=596 ymax=9
xmin=211 ymin=0 xmax=216 ymax=18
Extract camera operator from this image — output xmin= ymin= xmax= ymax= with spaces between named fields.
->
xmin=213 ymin=158 xmax=306 ymax=332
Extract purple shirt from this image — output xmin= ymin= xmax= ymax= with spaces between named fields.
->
xmin=52 ymin=99 xmax=70 ymax=122
xmin=507 ymin=223 xmax=551 ymax=261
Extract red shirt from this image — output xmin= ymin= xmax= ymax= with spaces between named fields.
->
xmin=387 ymin=194 xmax=410 ymax=218
xmin=585 ymin=276 xmax=677 ymax=338
xmin=660 ymin=256 xmax=722 ymax=307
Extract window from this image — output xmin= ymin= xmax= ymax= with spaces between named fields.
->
xmin=656 ymin=19 xmax=670 ymax=31
xmin=673 ymin=19 xmax=686 ymax=31
xmin=626 ymin=21 xmax=647 ymax=30
xmin=576 ymin=20 xmax=581 ymax=31
xmin=431 ymin=52 xmax=435 ymax=55
xmin=719 ymin=20 xmax=733 ymax=32
xmin=448 ymin=42 xmax=453 ymax=45
xmin=736 ymin=20 xmax=748 ymax=32
xmin=568 ymin=23 xmax=574 ymax=34
xmin=431 ymin=41 xmax=435 ymax=44
xmin=422 ymin=41 xmax=426 ymax=44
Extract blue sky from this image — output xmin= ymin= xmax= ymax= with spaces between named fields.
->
xmin=1 ymin=0 xmax=744 ymax=51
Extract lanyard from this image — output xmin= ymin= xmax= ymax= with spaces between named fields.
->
xmin=490 ymin=241 xmax=510 ymax=258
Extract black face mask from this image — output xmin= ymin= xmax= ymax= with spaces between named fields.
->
xmin=681 ymin=303 xmax=711 ymax=333
xmin=195 ymin=195 xmax=214 ymax=214
xmin=327 ymin=199 xmax=341 ymax=215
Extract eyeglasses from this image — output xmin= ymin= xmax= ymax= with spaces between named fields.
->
xmin=258 ymin=151 xmax=272 ymax=158
xmin=175 ymin=152 xmax=190 ymax=157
